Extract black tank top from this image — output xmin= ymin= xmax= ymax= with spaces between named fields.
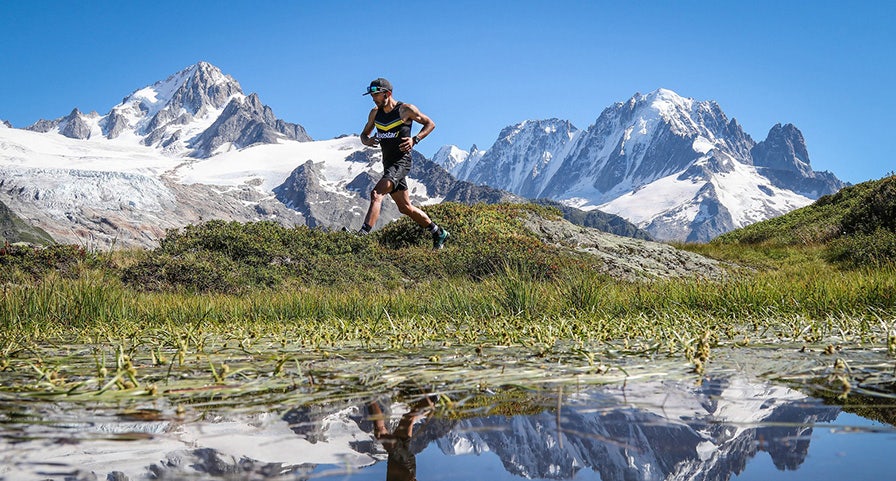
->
xmin=374 ymin=102 xmax=412 ymax=161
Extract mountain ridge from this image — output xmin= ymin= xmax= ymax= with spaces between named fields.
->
xmin=0 ymin=63 xmax=846 ymax=247
xmin=434 ymin=88 xmax=846 ymax=242
xmin=23 ymin=61 xmax=311 ymax=158
xmin=0 ymin=62 xmax=648 ymax=248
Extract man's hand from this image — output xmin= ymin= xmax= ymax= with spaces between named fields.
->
xmin=361 ymin=134 xmax=379 ymax=147
xmin=399 ymin=136 xmax=414 ymax=152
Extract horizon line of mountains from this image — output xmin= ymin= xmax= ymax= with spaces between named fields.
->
xmin=0 ymin=61 xmax=846 ymax=246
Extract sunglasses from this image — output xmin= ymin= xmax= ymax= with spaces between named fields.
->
xmin=366 ymin=86 xmax=389 ymax=94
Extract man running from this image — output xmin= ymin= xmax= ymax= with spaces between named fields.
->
xmin=359 ymin=78 xmax=449 ymax=249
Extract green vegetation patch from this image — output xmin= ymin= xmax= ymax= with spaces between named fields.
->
xmin=0 ymin=201 xmax=55 ymax=246
xmin=378 ymin=202 xmax=588 ymax=281
xmin=0 ymin=243 xmax=96 ymax=283
xmin=122 ymin=219 xmax=398 ymax=292
xmin=713 ymin=175 xmax=896 ymax=268
xmin=120 ymin=203 xmax=588 ymax=292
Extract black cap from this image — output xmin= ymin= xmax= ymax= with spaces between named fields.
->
xmin=363 ymin=78 xmax=392 ymax=95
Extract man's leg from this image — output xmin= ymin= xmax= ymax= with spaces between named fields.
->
xmin=392 ymin=190 xmax=450 ymax=249
xmin=361 ymin=178 xmax=395 ymax=233
xmin=390 ymin=189 xmax=432 ymax=227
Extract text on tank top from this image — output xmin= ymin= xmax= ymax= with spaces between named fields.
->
xmin=374 ymin=102 xmax=412 ymax=160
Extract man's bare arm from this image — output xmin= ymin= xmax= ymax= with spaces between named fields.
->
xmin=360 ymin=108 xmax=379 ymax=147
xmin=399 ymin=103 xmax=435 ymax=152
xmin=400 ymin=103 xmax=435 ymax=141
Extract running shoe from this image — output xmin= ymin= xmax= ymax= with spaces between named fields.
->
xmin=432 ymin=227 xmax=450 ymax=249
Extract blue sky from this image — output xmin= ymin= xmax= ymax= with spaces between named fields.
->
xmin=1 ymin=0 xmax=893 ymax=184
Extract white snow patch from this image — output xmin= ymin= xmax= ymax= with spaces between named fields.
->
xmin=712 ymin=161 xmax=812 ymax=227
xmin=0 ymin=408 xmax=380 ymax=480
xmin=595 ymin=174 xmax=704 ymax=226
xmin=0 ymin=127 xmax=179 ymax=175
xmin=174 ymin=136 xmax=365 ymax=192
xmin=692 ymin=136 xmax=714 ymax=154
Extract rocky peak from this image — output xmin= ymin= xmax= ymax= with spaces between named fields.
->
xmin=168 ymin=61 xmax=243 ymax=115
xmin=17 ymin=61 xmax=311 ymax=159
xmin=189 ymin=92 xmax=311 ymax=157
xmin=126 ymin=62 xmax=243 ymax=117
xmin=1 ymin=120 xmax=12 ymax=128
xmin=59 ymin=108 xmax=91 ymax=140
xmin=24 ymin=109 xmax=90 ymax=135
xmin=441 ymin=88 xmax=846 ymax=242
xmin=750 ymin=123 xmax=845 ymax=198
xmin=632 ymin=89 xmax=732 ymax=139
xmin=751 ymin=123 xmax=812 ymax=175
xmin=642 ymin=88 xmax=692 ymax=110
xmin=542 ymin=90 xmax=730 ymax=201
xmin=433 ymin=145 xmax=470 ymax=173
xmin=141 ymin=63 xmax=242 ymax=136
xmin=24 ymin=119 xmax=58 ymax=133
xmin=466 ymin=118 xmax=578 ymax=198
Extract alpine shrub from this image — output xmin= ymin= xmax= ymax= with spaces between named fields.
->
xmin=825 ymin=228 xmax=896 ymax=268
xmin=0 ymin=243 xmax=92 ymax=281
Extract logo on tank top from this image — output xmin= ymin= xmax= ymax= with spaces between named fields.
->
xmin=375 ymin=118 xmax=406 ymax=132
xmin=375 ymin=105 xmax=408 ymax=141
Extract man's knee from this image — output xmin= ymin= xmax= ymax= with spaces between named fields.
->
xmin=397 ymin=203 xmax=415 ymax=215
xmin=370 ymin=189 xmax=385 ymax=203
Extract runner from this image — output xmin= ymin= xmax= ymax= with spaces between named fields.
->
xmin=359 ymin=78 xmax=449 ymax=249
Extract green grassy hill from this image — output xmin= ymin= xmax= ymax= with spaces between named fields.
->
xmin=712 ymin=175 xmax=896 ymax=267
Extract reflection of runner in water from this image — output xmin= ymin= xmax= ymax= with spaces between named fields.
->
xmin=367 ymin=397 xmax=434 ymax=481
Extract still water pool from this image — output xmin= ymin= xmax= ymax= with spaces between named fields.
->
xmin=1 ymin=345 xmax=894 ymax=480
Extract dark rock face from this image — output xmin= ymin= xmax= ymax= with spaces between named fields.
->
xmin=533 ymin=199 xmax=653 ymax=240
xmin=25 ymin=118 xmax=60 ymax=133
xmin=442 ymin=181 xmax=524 ymax=205
xmin=190 ymin=93 xmax=311 ymax=157
xmin=274 ymin=160 xmax=375 ymax=230
xmin=409 ymin=152 xmax=464 ymax=199
xmin=751 ymin=123 xmax=845 ymax=198
xmin=168 ymin=61 xmax=242 ymax=115
xmin=102 ymin=109 xmax=130 ymax=139
xmin=25 ymin=109 xmax=92 ymax=139
xmin=59 ymin=109 xmax=91 ymax=140
xmin=752 ymin=123 xmax=812 ymax=174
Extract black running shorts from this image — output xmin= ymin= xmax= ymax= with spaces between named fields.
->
xmin=382 ymin=154 xmax=411 ymax=193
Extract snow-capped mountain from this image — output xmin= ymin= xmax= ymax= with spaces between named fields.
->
xmin=1 ymin=67 xmax=844 ymax=247
xmin=0 ymin=62 xmax=511 ymax=248
xmin=23 ymin=61 xmax=311 ymax=158
xmin=435 ymin=89 xmax=846 ymax=242
xmin=441 ymin=119 xmax=578 ymax=199
xmin=433 ymin=143 xmax=486 ymax=180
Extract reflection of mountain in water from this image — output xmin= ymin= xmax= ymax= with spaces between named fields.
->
xmin=437 ymin=376 xmax=840 ymax=480
xmin=0 ymin=376 xmax=841 ymax=480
